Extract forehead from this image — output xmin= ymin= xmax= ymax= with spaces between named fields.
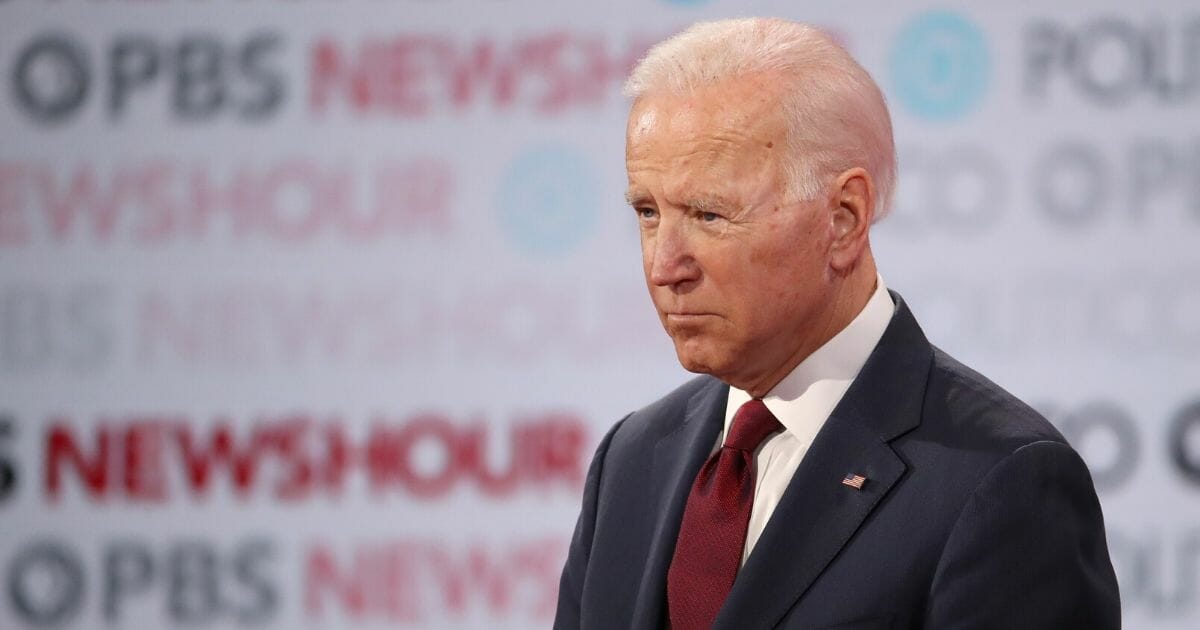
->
xmin=625 ymin=78 xmax=786 ymax=194
xmin=628 ymin=81 xmax=782 ymax=145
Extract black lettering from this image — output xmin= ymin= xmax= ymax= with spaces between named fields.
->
xmin=11 ymin=33 xmax=90 ymax=124
xmin=0 ymin=415 xmax=14 ymax=503
xmin=63 ymin=284 xmax=114 ymax=372
xmin=238 ymin=33 xmax=285 ymax=120
xmin=174 ymin=37 xmax=225 ymax=121
xmin=1074 ymin=20 xmax=1144 ymax=106
xmin=0 ymin=286 xmax=114 ymax=374
xmin=0 ymin=287 xmax=53 ymax=371
xmin=928 ymin=146 xmax=1005 ymax=234
xmin=1126 ymin=139 xmax=1180 ymax=222
xmin=108 ymin=36 xmax=160 ymax=120
xmin=6 ymin=541 xmax=85 ymax=626
xmin=1169 ymin=399 xmax=1200 ymax=486
xmin=1024 ymin=21 xmax=1068 ymax=99
xmin=1034 ymin=142 xmax=1109 ymax=228
xmin=103 ymin=542 xmax=155 ymax=621
xmin=232 ymin=539 xmax=277 ymax=624
xmin=168 ymin=542 xmax=218 ymax=623
xmin=1144 ymin=18 xmax=1200 ymax=102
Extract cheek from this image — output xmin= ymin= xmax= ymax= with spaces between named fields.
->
xmin=639 ymin=230 xmax=658 ymax=264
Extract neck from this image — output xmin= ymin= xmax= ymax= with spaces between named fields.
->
xmin=739 ymin=262 xmax=877 ymax=398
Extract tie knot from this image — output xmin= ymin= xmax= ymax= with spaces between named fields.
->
xmin=724 ymin=399 xmax=783 ymax=451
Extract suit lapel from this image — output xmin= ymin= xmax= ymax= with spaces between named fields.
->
xmin=713 ymin=416 xmax=906 ymax=629
xmin=714 ymin=293 xmax=932 ymax=629
xmin=629 ymin=378 xmax=728 ymax=630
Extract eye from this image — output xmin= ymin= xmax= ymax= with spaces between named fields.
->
xmin=636 ymin=207 xmax=658 ymax=220
xmin=700 ymin=211 xmax=720 ymax=222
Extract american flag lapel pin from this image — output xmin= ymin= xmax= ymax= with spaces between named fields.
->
xmin=842 ymin=473 xmax=867 ymax=490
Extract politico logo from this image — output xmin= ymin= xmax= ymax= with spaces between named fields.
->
xmin=883 ymin=134 xmax=1200 ymax=239
xmin=890 ymin=11 xmax=991 ymax=121
xmin=1025 ymin=15 xmax=1200 ymax=106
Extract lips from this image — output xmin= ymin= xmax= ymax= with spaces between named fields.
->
xmin=664 ymin=312 xmax=716 ymax=321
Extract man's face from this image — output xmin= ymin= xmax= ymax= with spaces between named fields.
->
xmin=625 ymin=77 xmax=838 ymax=391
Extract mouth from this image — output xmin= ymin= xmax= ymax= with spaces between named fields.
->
xmin=664 ymin=312 xmax=717 ymax=322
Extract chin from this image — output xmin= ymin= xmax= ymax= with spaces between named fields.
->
xmin=672 ymin=343 xmax=727 ymax=378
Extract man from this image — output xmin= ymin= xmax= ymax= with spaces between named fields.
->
xmin=555 ymin=17 xmax=1119 ymax=630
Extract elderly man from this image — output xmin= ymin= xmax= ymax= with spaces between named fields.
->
xmin=555 ymin=17 xmax=1119 ymax=630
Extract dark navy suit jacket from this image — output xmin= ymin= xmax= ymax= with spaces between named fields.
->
xmin=555 ymin=293 xmax=1120 ymax=629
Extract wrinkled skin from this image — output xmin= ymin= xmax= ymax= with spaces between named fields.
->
xmin=625 ymin=73 xmax=878 ymax=396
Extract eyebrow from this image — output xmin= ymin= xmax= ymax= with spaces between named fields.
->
xmin=685 ymin=196 xmax=729 ymax=212
xmin=623 ymin=191 xmax=735 ymax=211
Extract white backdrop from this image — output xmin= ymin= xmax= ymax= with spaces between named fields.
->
xmin=1 ymin=1 xmax=1197 ymax=628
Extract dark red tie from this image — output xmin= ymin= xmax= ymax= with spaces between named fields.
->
xmin=667 ymin=399 xmax=783 ymax=629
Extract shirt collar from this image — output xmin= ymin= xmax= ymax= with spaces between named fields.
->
xmin=724 ymin=275 xmax=895 ymax=445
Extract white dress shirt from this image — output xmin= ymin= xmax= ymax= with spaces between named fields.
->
xmin=721 ymin=276 xmax=895 ymax=566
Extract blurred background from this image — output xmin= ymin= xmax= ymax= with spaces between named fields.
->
xmin=1 ymin=1 xmax=1197 ymax=628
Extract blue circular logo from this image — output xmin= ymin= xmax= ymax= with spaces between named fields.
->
xmin=496 ymin=145 xmax=599 ymax=257
xmin=890 ymin=11 xmax=990 ymax=121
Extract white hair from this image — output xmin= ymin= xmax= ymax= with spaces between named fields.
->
xmin=624 ymin=18 xmax=897 ymax=219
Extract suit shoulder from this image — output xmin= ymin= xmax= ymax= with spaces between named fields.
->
xmin=922 ymin=345 xmax=1067 ymax=454
xmin=606 ymin=375 xmax=724 ymax=448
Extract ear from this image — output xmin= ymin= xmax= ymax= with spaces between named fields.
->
xmin=828 ymin=167 xmax=875 ymax=273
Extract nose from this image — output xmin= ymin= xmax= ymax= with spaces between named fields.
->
xmin=646 ymin=217 xmax=700 ymax=289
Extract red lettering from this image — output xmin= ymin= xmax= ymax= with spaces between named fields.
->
xmin=123 ymin=420 xmax=168 ymax=501
xmin=308 ymin=33 xmax=658 ymax=117
xmin=184 ymin=163 xmax=252 ymax=237
xmin=36 ymin=165 xmax=123 ymax=241
xmin=318 ymin=422 xmax=355 ymax=489
xmin=0 ymin=159 xmax=453 ymax=247
xmin=310 ymin=39 xmax=373 ymax=113
xmin=137 ymin=288 xmax=259 ymax=365
xmin=303 ymin=539 xmax=563 ymax=622
xmin=428 ymin=545 xmax=513 ymax=614
xmin=131 ymin=161 xmax=176 ymax=243
xmin=271 ymin=416 xmax=316 ymax=500
xmin=448 ymin=40 xmax=514 ymax=107
xmin=366 ymin=415 xmax=458 ymax=498
xmin=371 ymin=37 xmax=439 ymax=116
xmin=519 ymin=33 xmax=572 ymax=113
xmin=41 ymin=412 xmax=585 ymax=502
xmin=138 ymin=290 xmax=205 ymax=363
xmin=304 ymin=543 xmax=421 ymax=621
xmin=0 ymin=163 xmax=30 ymax=246
xmin=305 ymin=545 xmax=367 ymax=617
xmin=45 ymin=419 xmax=110 ymax=501
xmin=174 ymin=420 xmax=265 ymax=498
xmin=252 ymin=161 xmax=335 ymax=243
xmin=459 ymin=421 xmax=520 ymax=495
xmin=362 ymin=158 xmax=453 ymax=237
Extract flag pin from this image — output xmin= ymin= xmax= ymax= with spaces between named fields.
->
xmin=842 ymin=473 xmax=867 ymax=490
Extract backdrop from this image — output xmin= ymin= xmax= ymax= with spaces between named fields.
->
xmin=1 ymin=1 xmax=1197 ymax=628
